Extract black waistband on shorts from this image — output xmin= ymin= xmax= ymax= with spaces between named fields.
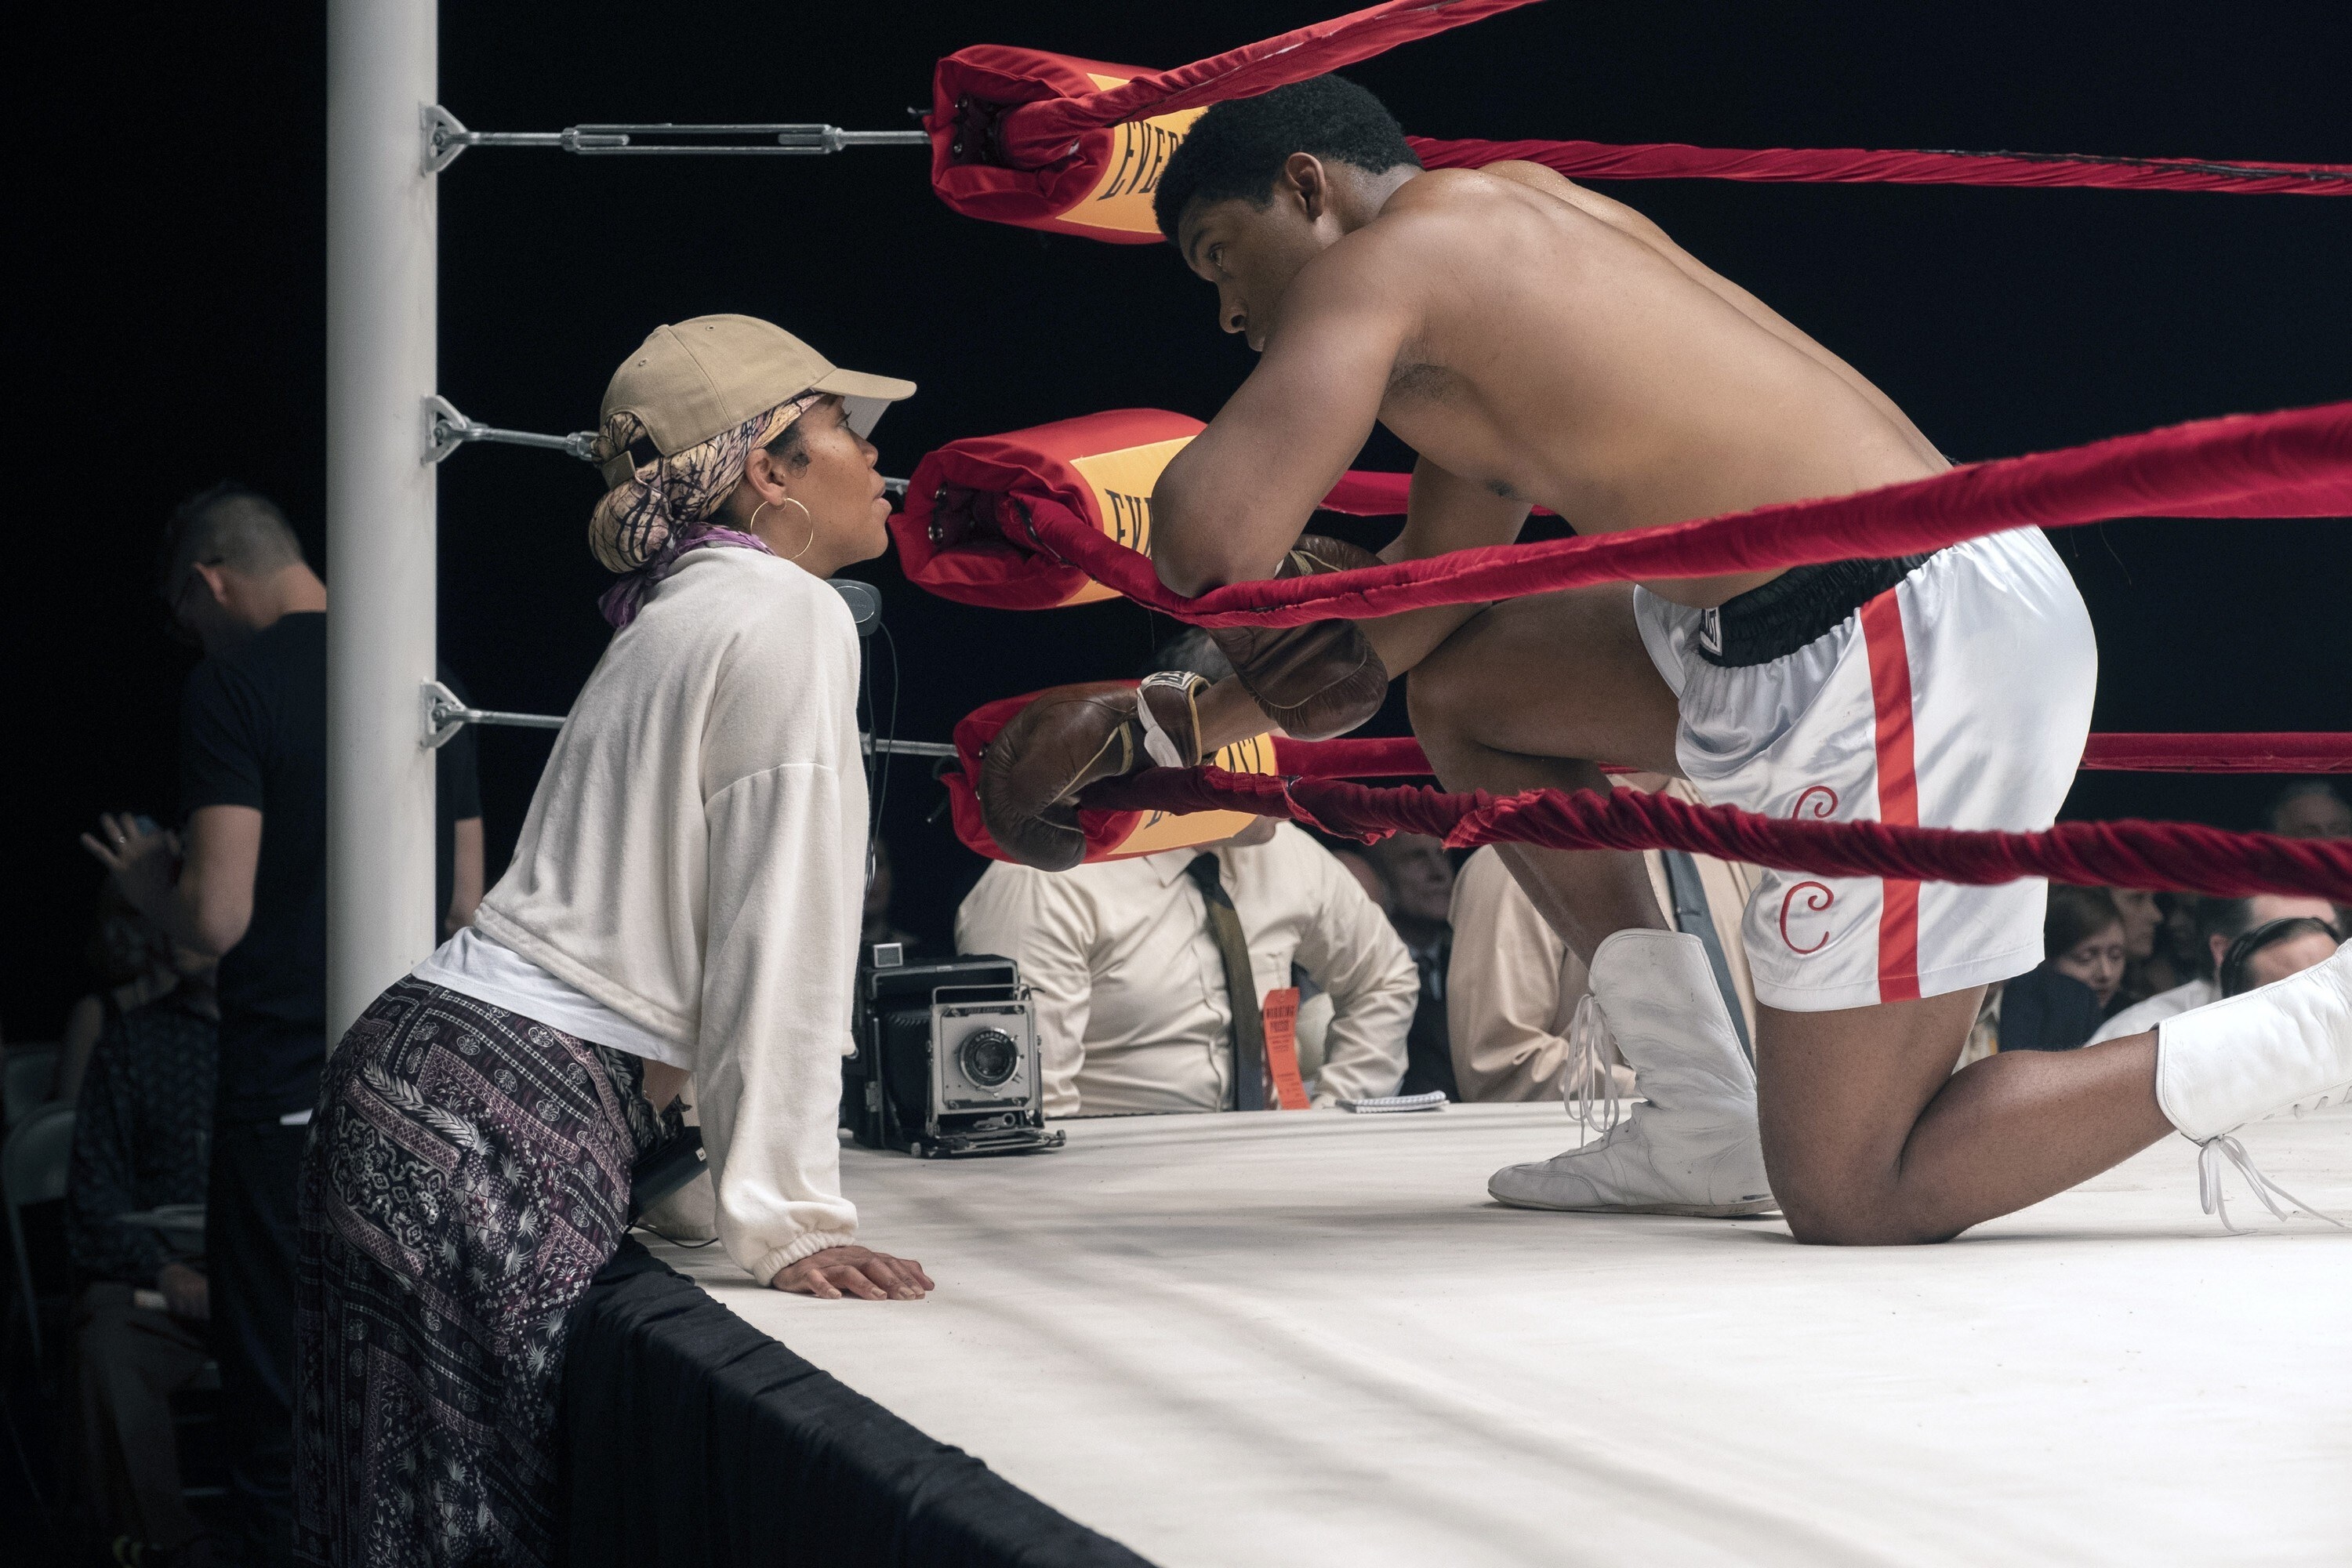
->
xmin=1696 ymin=552 xmax=1939 ymax=668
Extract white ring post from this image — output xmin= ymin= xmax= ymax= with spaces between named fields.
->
xmin=326 ymin=0 xmax=437 ymax=1040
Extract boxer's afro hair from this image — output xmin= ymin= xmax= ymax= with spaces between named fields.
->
xmin=1153 ymin=75 xmax=1421 ymax=242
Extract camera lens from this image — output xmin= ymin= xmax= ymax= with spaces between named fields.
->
xmin=958 ymin=1029 xmax=1020 ymax=1089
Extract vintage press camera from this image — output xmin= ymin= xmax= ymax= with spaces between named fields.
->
xmin=844 ymin=948 xmax=1065 ymax=1158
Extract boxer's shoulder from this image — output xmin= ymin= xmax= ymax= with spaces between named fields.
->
xmin=1368 ymin=164 xmax=1607 ymax=245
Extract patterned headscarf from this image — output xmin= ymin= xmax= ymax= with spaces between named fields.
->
xmin=586 ymin=392 xmax=820 ymax=628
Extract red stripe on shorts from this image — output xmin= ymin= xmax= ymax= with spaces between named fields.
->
xmin=1860 ymin=589 xmax=1922 ymax=1001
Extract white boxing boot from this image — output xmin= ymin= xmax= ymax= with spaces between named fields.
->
xmin=2154 ymin=939 xmax=2352 ymax=1232
xmin=1490 ymin=929 xmax=1776 ymax=1217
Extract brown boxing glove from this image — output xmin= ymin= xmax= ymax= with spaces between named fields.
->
xmin=1207 ymin=535 xmax=1389 ymax=741
xmin=979 ymin=673 xmax=1208 ymax=871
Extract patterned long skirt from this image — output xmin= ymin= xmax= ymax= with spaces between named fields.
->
xmin=293 ymin=977 xmax=678 ymax=1567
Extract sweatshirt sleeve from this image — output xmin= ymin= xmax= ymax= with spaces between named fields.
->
xmin=1290 ymin=839 xmax=1417 ymax=1107
xmin=696 ymin=760 xmax=862 ymax=1281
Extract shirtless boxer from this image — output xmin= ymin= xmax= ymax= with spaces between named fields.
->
xmin=981 ymin=77 xmax=2350 ymax=1241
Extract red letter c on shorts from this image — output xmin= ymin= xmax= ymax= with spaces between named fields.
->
xmin=1779 ymin=880 xmax=1835 ymax=955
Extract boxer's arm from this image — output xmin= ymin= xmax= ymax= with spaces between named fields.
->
xmin=1189 ymin=457 xmax=1528 ymax=754
xmin=1151 ymin=263 xmax=1404 ymax=595
xmin=1195 ymin=679 xmax=1281 ymax=754
xmin=1358 ymin=456 xmax=1532 ymax=679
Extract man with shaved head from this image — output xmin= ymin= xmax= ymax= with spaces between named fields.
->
xmin=88 ymin=485 xmax=482 ymax=1566
xmin=87 ymin=483 xmax=328 ymax=1566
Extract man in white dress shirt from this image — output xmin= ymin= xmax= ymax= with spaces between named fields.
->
xmin=1449 ymin=777 xmax=1759 ymax=1102
xmin=2087 ymin=893 xmax=2338 ymax=1044
xmin=956 ymin=818 xmax=1417 ymax=1115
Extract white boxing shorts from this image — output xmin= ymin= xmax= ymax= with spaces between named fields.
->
xmin=1635 ymin=527 xmax=2096 ymax=1012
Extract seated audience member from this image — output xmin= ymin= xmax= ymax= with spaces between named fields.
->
xmin=2154 ymin=895 xmax=2202 ymax=992
xmin=1366 ymin=833 xmax=1459 ymax=1098
xmin=2088 ymin=893 xmax=2340 ymax=1043
xmin=2156 ymin=894 xmax=2204 ymax=988
xmin=2105 ymin=887 xmax=2165 ymax=1011
xmin=64 ymin=949 xmax=219 ymax=1563
xmin=1306 ymin=846 xmax=1389 ymax=1078
xmin=2050 ymin=885 xmax=2129 ymax=1010
xmin=956 ymin=815 xmax=1417 ymax=1114
xmin=1998 ymin=886 xmax=2124 ymax=1052
xmin=2217 ymin=916 xmax=2343 ymax=998
xmin=862 ymin=837 xmax=922 ymax=958
xmin=1330 ymin=846 xmax=1390 ymax=913
xmin=1448 ymin=777 xmax=1757 ymax=1102
xmin=84 ymin=482 xmax=332 ymax=1566
xmin=58 ymin=887 xmax=181 ymax=1105
xmin=2267 ymin=780 xmax=2352 ymax=930
xmin=1951 ymin=985 xmax=2004 ymax=1072
xmin=2267 ymin=779 xmax=2351 ymax=839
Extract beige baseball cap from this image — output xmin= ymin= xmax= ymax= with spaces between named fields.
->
xmin=601 ymin=314 xmax=915 ymax=459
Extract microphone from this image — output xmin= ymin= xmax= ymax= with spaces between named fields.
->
xmin=828 ymin=578 xmax=882 ymax=637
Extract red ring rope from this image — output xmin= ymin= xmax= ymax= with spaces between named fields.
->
xmin=1083 ymin=768 xmax=2352 ymax=901
xmin=940 ymin=407 xmax=2350 ymax=888
xmin=1004 ymin=402 xmax=2351 ymax=628
xmin=989 ymin=0 xmax=1544 ymax=168
xmin=1274 ymin=734 xmax=2352 ymax=779
xmin=937 ymin=2 xmax=2351 ymax=228
xmin=1410 ymin=136 xmax=2352 ymax=196
xmin=925 ymin=7 xmax=2350 ymax=894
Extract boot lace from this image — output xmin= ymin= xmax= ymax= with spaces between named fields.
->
xmin=1563 ymin=993 xmax=1622 ymax=1146
xmin=2194 ymin=1133 xmax=2348 ymax=1235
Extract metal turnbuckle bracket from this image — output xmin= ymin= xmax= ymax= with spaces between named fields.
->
xmin=865 ymin=738 xmax=959 ymax=760
xmin=425 ymin=395 xmax=913 ymax=486
xmin=420 ymin=681 xmax=568 ymax=750
xmin=425 ymin=104 xmax=928 ymax=175
xmin=418 ymin=681 xmax=953 ymax=760
xmin=425 ymin=394 xmax=598 ymax=466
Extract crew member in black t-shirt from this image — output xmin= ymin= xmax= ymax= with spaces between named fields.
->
xmin=85 ymin=484 xmax=481 ymax=1568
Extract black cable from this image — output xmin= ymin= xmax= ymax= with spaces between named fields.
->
xmin=858 ymin=628 xmax=880 ymax=891
xmin=869 ymin=622 xmax=902 ymax=862
xmin=0 ymin=1385 xmax=65 ymax=1550
xmin=630 ymin=1224 xmax=719 ymax=1249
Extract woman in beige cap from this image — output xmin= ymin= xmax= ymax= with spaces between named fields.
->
xmin=293 ymin=316 xmax=931 ymax=1566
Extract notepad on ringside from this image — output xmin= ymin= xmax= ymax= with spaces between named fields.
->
xmin=1336 ymin=1091 xmax=1448 ymax=1114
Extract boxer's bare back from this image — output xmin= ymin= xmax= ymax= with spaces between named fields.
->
xmin=1153 ymin=160 xmax=1942 ymax=608
xmin=1157 ymin=155 xmax=1952 ymax=938
xmin=1147 ymin=153 xmax=2172 ymax=1244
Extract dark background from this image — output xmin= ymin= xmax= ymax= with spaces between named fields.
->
xmin=12 ymin=2 xmax=2348 ymax=1040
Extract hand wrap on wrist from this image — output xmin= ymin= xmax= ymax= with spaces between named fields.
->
xmin=979 ymin=674 xmax=1207 ymax=870
xmin=1208 ymin=535 xmax=1390 ymax=740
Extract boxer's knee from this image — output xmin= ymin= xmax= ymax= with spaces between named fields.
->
xmin=1780 ymin=1195 xmax=1957 ymax=1247
xmin=1404 ymin=633 xmax=1486 ymax=756
xmin=1769 ymin=1153 xmax=1964 ymax=1247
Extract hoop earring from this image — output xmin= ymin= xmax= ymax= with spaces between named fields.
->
xmin=777 ymin=495 xmax=816 ymax=560
xmin=747 ymin=500 xmax=771 ymax=534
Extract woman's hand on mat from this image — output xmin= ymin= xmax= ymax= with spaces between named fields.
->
xmin=771 ymin=1246 xmax=935 ymax=1301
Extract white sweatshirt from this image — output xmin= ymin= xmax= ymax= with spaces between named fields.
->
xmin=473 ymin=546 xmax=865 ymax=1283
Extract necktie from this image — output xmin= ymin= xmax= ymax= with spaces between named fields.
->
xmin=1661 ymin=850 xmax=1752 ymax=1065
xmin=1186 ymin=855 xmax=1269 ymax=1111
